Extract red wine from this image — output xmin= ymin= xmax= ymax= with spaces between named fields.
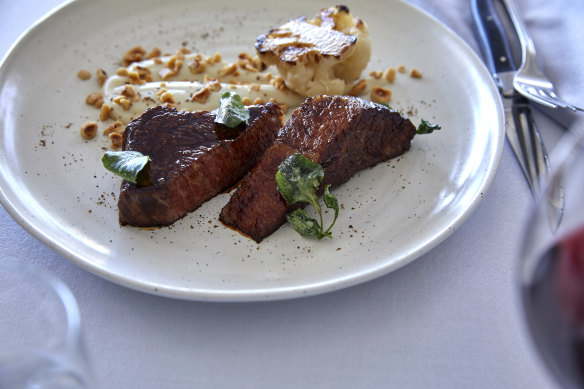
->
xmin=523 ymin=226 xmax=584 ymax=388
xmin=557 ymin=227 xmax=584 ymax=328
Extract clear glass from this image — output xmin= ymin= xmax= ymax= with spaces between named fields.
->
xmin=521 ymin=128 xmax=584 ymax=389
xmin=0 ymin=261 xmax=92 ymax=388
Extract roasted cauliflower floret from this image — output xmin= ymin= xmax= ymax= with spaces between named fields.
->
xmin=255 ymin=5 xmax=371 ymax=97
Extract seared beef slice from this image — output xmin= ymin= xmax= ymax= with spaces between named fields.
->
xmin=219 ymin=95 xmax=417 ymax=242
xmin=118 ymin=103 xmax=283 ymax=227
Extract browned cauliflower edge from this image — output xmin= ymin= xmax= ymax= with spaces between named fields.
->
xmin=255 ymin=5 xmax=371 ymax=97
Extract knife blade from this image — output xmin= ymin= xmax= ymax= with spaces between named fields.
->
xmin=471 ymin=0 xmax=563 ymax=230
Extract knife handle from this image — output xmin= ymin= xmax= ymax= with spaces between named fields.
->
xmin=471 ymin=0 xmax=517 ymax=74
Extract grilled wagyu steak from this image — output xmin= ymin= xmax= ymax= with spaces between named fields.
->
xmin=118 ymin=103 xmax=284 ymax=227
xmin=219 ymin=95 xmax=417 ymax=242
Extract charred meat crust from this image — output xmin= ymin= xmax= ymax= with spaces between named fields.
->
xmin=118 ymin=103 xmax=283 ymax=227
xmin=219 ymin=95 xmax=417 ymax=243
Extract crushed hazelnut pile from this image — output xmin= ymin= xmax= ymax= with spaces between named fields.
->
xmin=352 ymin=65 xmax=423 ymax=104
xmin=77 ymin=44 xmax=423 ymax=149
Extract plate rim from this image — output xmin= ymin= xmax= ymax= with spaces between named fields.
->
xmin=0 ymin=0 xmax=505 ymax=302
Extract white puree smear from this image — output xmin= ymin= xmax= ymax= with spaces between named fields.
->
xmin=102 ymin=52 xmax=396 ymax=125
xmin=103 ymin=53 xmax=304 ymax=124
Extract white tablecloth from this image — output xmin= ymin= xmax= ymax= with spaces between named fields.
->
xmin=1 ymin=0 xmax=582 ymax=387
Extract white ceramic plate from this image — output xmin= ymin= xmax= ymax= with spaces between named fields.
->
xmin=0 ymin=0 xmax=503 ymax=301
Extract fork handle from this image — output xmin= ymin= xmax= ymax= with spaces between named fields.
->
xmin=471 ymin=0 xmax=517 ymax=75
xmin=500 ymin=0 xmax=537 ymax=69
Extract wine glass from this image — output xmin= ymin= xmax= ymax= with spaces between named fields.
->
xmin=520 ymin=128 xmax=584 ymax=388
xmin=0 ymin=260 xmax=92 ymax=388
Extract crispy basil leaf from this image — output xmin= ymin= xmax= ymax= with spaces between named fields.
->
xmin=322 ymin=184 xmax=339 ymax=236
xmin=275 ymin=153 xmax=323 ymax=209
xmin=417 ymin=119 xmax=441 ymax=134
xmin=285 ymin=209 xmax=322 ymax=238
xmin=102 ymin=151 xmax=150 ymax=185
xmin=323 ymin=185 xmax=338 ymax=214
xmin=215 ymin=90 xmax=250 ymax=128
xmin=276 ymin=154 xmax=339 ymax=239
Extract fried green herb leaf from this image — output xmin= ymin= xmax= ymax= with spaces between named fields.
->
xmin=215 ymin=90 xmax=250 ymax=128
xmin=417 ymin=119 xmax=441 ymax=134
xmin=102 ymin=151 xmax=150 ymax=185
xmin=322 ymin=185 xmax=339 ymax=237
xmin=275 ymin=153 xmax=323 ymax=209
xmin=286 ymin=209 xmax=322 ymax=238
xmin=276 ymin=153 xmax=339 ymax=239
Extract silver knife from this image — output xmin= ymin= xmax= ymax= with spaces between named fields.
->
xmin=471 ymin=0 xmax=549 ymax=195
xmin=471 ymin=0 xmax=563 ymax=230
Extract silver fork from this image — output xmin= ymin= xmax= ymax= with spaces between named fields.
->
xmin=502 ymin=0 xmax=584 ymax=112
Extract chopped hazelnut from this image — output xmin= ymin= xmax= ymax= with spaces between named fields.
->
xmin=348 ymin=79 xmax=367 ymax=96
xmin=207 ymin=78 xmax=221 ymax=92
xmin=135 ymin=66 xmax=152 ymax=82
xmin=369 ymin=71 xmax=382 ymax=79
xmin=85 ymin=92 xmax=103 ymax=108
xmin=271 ymin=76 xmax=288 ymax=92
xmin=127 ymin=71 xmax=143 ymax=85
xmin=166 ymin=55 xmax=183 ymax=72
xmin=384 ymin=68 xmax=396 ymax=83
xmin=77 ymin=69 xmax=91 ymax=80
xmin=96 ymin=68 xmax=107 ymax=86
xmin=410 ymin=68 xmax=423 ymax=79
xmin=113 ymin=96 xmax=132 ymax=110
xmin=371 ymin=86 xmax=392 ymax=103
xmin=158 ymin=67 xmax=176 ymax=80
xmin=238 ymin=52 xmax=253 ymax=61
xmin=99 ymin=104 xmax=111 ymax=121
xmin=103 ymin=121 xmax=124 ymax=135
xmin=80 ymin=121 xmax=98 ymax=140
xmin=253 ymin=97 xmax=265 ymax=105
xmin=109 ymin=132 xmax=123 ymax=149
xmin=191 ymin=87 xmax=210 ymax=104
xmin=159 ymin=91 xmax=175 ymax=104
xmin=218 ymin=63 xmax=237 ymax=77
xmin=123 ymin=46 xmax=146 ymax=66
xmin=397 ymin=65 xmax=406 ymax=73
xmin=188 ymin=58 xmax=206 ymax=74
xmin=241 ymin=97 xmax=252 ymax=106
xmin=242 ymin=63 xmax=259 ymax=73
xmin=146 ymin=46 xmax=162 ymax=59
xmin=116 ymin=67 xmax=129 ymax=77
xmin=178 ymin=47 xmax=191 ymax=55
xmin=121 ymin=85 xmax=136 ymax=98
